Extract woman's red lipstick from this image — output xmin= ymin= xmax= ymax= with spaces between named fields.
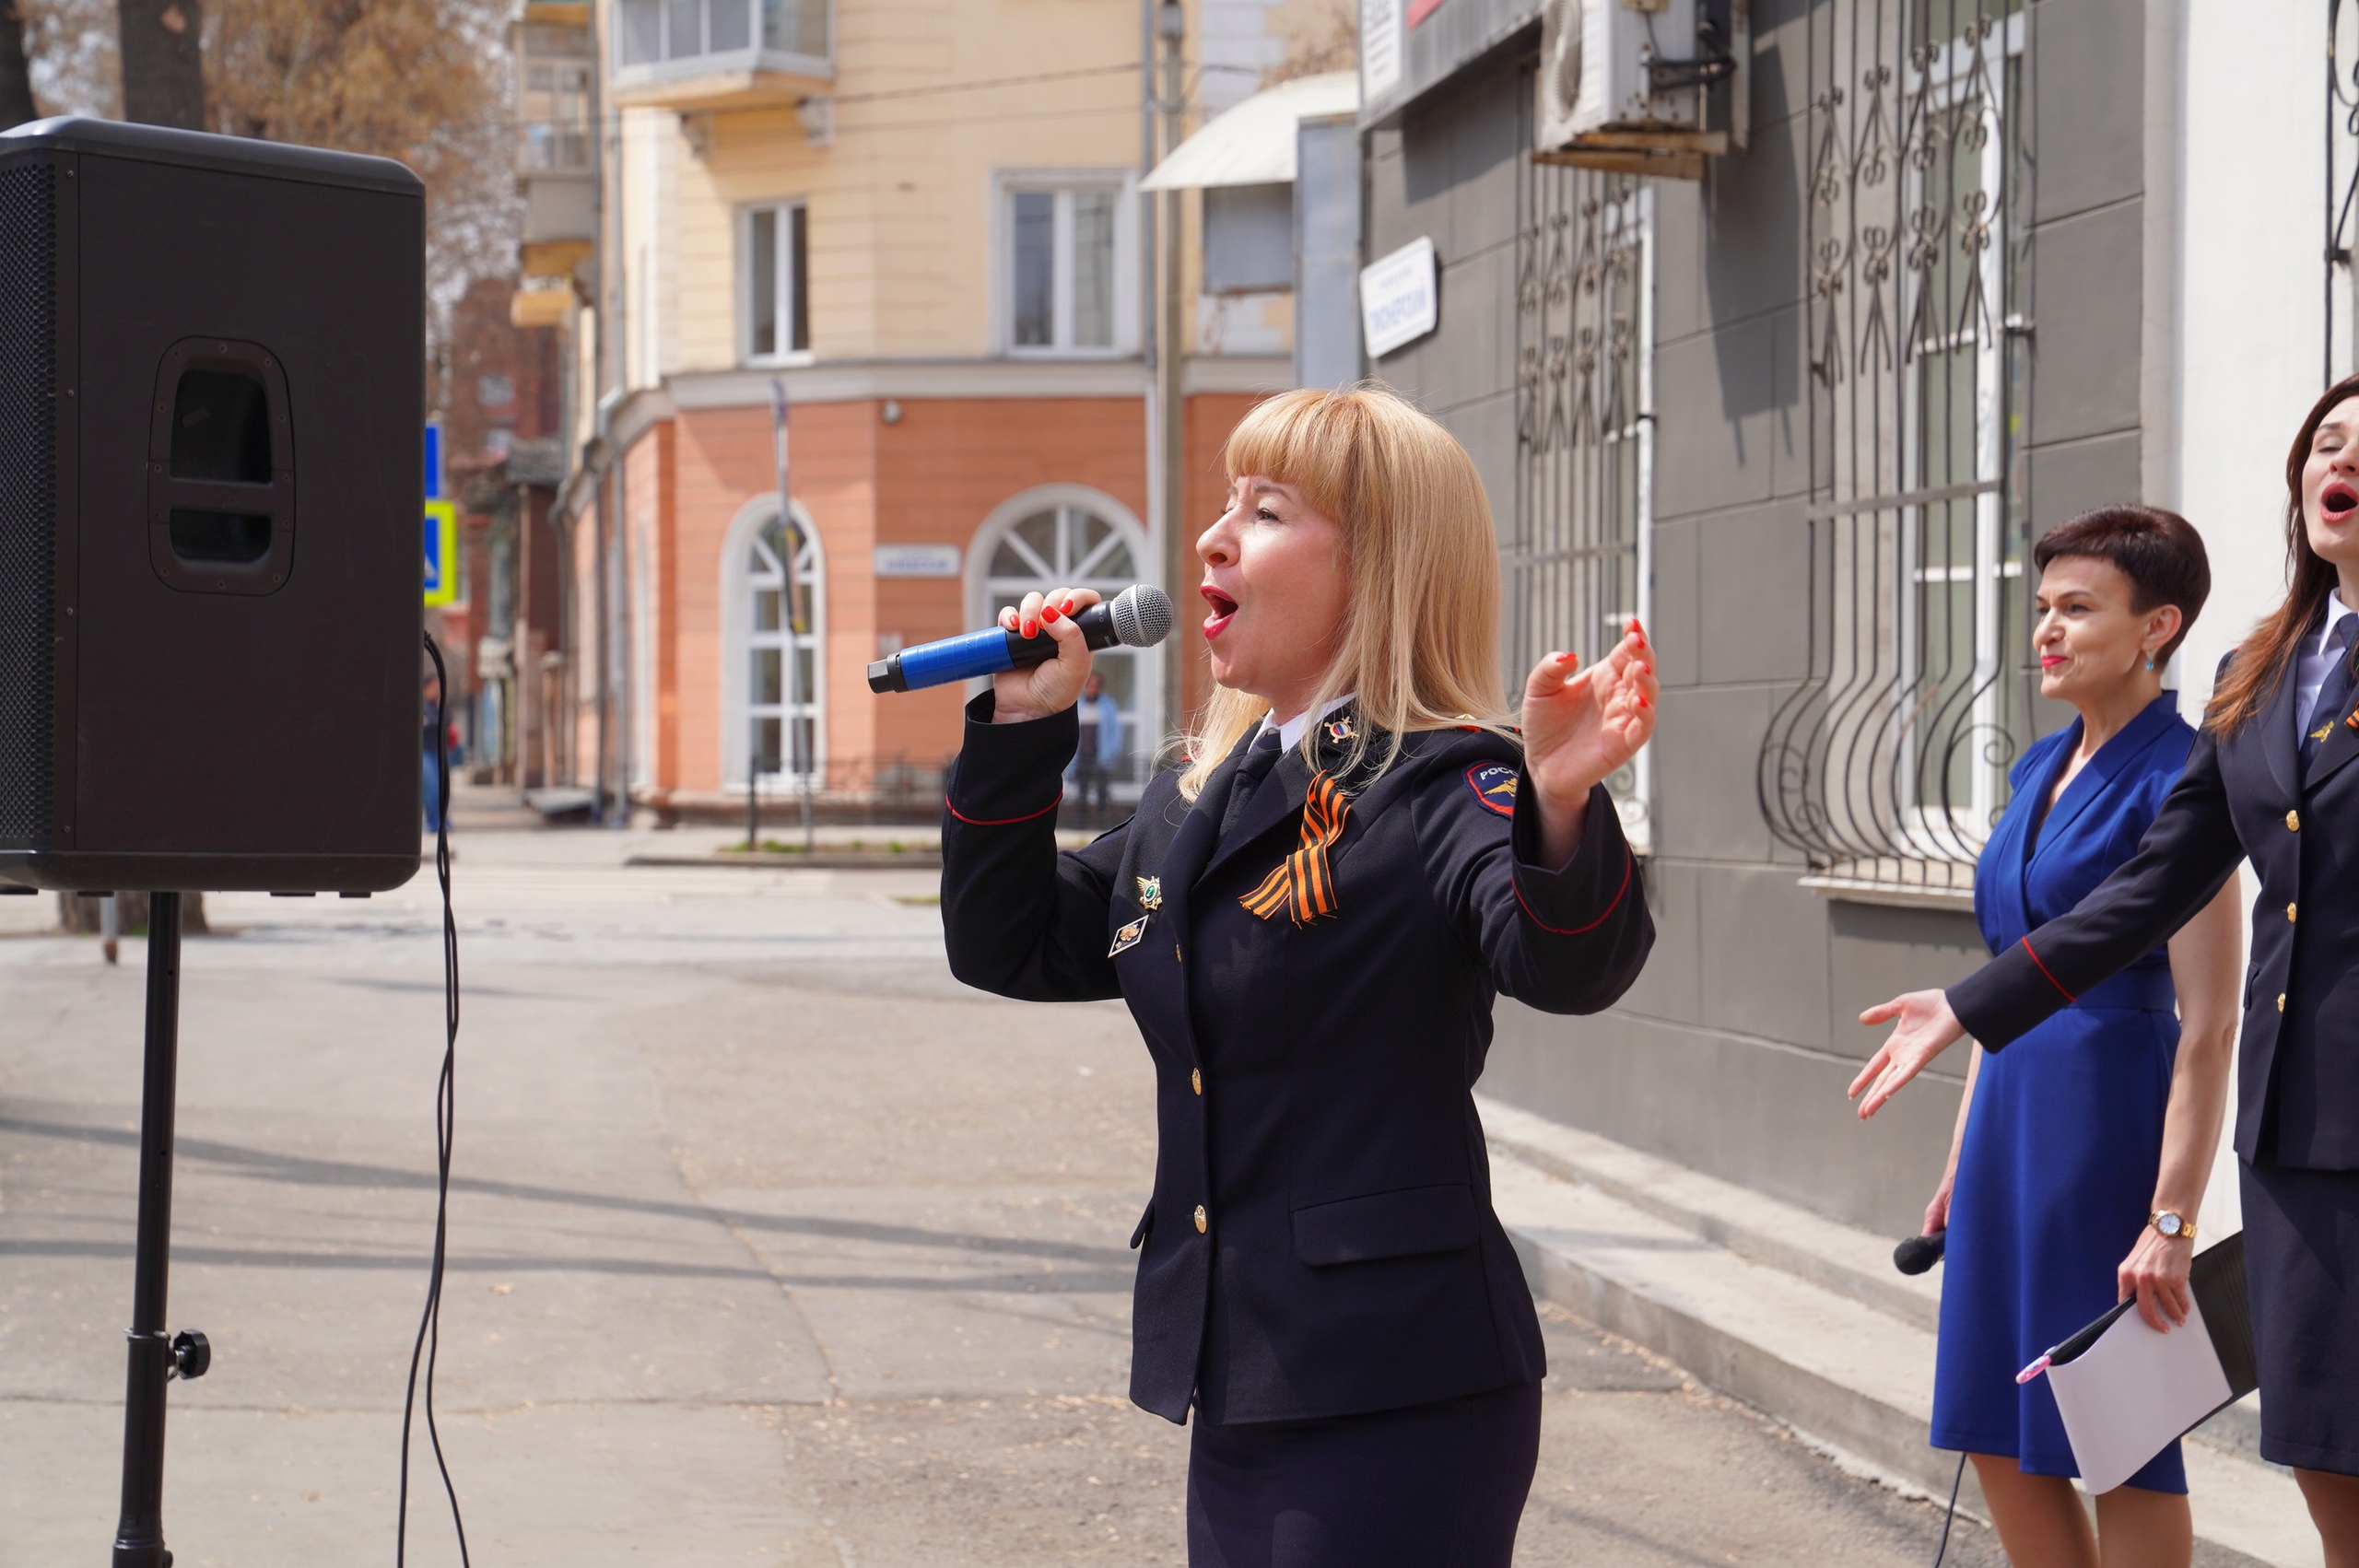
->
xmin=1201 ymin=585 xmax=1238 ymax=639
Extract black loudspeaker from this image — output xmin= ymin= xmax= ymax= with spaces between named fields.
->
xmin=0 ymin=119 xmax=425 ymax=894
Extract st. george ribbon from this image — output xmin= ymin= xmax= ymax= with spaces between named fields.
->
xmin=867 ymin=584 xmax=1174 ymax=693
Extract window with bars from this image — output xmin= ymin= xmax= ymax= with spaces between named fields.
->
xmin=1511 ymin=157 xmax=1654 ymax=854
xmin=1756 ymin=1 xmax=2034 ymax=891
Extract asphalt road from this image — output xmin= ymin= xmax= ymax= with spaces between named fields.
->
xmin=1 ymin=796 xmax=2027 ymax=1565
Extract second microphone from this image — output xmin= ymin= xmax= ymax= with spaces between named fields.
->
xmin=867 ymin=583 xmax=1175 ymax=694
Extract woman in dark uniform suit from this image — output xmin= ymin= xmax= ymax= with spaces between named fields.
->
xmin=939 ymin=385 xmax=1658 ymax=1568
xmin=1855 ymin=374 xmax=2359 ymax=1563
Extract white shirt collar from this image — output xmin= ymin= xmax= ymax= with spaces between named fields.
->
xmin=2324 ymin=589 xmax=2357 ymax=652
xmin=1259 ymin=693 xmax=1356 ymax=753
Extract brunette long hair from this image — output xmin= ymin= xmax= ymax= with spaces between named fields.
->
xmin=2204 ymin=372 xmax=2359 ymax=733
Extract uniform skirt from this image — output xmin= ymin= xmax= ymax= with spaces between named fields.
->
xmin=1185 ymin=1380 xmax=1542 ymax=1568
xmin=2244 ymin=1158 xmax=2359 ymax=1474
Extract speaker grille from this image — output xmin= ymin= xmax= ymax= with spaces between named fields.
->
xmin=0 ymin=161 xmax=55 ymax=848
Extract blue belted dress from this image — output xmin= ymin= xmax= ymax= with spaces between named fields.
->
xmin=1932 ymin=694 xmax=2195 ymax=1492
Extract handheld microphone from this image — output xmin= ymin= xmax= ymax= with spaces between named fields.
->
xmin=1894 ymin=1229 xmax=1946 ymax=1276
xmin=867 ymin=584 xmax=1175 ymax=693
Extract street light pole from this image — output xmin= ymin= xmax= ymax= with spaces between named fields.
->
xmin=771 ymin=378 xmax=813 ymax=853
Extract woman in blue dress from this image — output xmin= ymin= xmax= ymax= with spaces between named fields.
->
xmin=1921 ymin=508 xmax=2244 ymax=1567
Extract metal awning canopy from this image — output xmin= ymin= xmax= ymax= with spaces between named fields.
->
xmin=1139 ymin=72 xmax=1359 ymax=192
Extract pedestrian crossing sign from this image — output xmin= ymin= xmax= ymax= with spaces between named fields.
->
xmin=423 ymin=499 xmax=457 ymax=606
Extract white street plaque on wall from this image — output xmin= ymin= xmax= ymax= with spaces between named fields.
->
xmin=874 ymin=544 xmax=962 ymax=579
xmin=1360 ymin=237 xmax=1438 ymax=359
xmin=1361 ymin=0 xmax=1402 ymax=98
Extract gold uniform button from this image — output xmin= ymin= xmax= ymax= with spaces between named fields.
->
xmin=1193 ymin=1204 xmax=1208 ymax=1234
xmin=1191 ymin=1069 xmax=1203 ymax=1095
xmin=2289 ymin=810 xmax=2302 ymax=831
xmin=2290 ymin=902 xmax=2299 ymax=923
xmin=2279 ymin=993 xmax=2288 ymax=1012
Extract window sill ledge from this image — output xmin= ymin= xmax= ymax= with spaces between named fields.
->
xmin=1798 ymin=872 xmax=1974 ymax=913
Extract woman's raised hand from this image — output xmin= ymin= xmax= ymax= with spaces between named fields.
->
xmin=1519 ymin=622 xmax=1658 ymax=862
xmin=989 ymin=587 xmax=1103 ymax=724
xmin=1849 ymin=989 xmax=1968 ymax=1118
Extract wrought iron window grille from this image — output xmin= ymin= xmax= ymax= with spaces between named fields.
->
xmin=1757 ymin=1 xmax=2036 ymax=893
xmin=2329 ymin=0 xmax=2359 ymax=384
xmin=1513 ymin=104 xmax=1655 ymax=855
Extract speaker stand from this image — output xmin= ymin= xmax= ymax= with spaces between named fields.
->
xmin=111 ymin=892 xmax=207 ymax=1568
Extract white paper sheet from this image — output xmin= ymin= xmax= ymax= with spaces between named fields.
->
xmin=2046 ymin=1297 xmax=2235 ymax=1493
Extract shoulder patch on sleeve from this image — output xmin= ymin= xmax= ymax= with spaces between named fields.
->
xmin=1465 ymin=761 xmax=1520 ymax=817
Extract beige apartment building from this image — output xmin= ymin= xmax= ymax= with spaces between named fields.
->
xmin=530 ymin=0 xmax=1341 ymax=816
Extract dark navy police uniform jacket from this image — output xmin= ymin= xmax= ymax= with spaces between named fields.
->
xmin=1952 ymin=654 xmax=2358 ymax=1168
xmin=941 ymin=696 xmax=1653 ymax=1425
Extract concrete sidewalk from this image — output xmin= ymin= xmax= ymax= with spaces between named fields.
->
xmin=1480 ymin=1095 xmax=2317 ymax=1568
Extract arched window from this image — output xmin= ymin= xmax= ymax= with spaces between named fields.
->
xmin=970 ymin=487 xmax=1154 ymax=783
xmin=722 ymin=499 xmax=825 ymax=789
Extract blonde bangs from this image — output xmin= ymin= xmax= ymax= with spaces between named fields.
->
xmin=1177 ymin=385 xmax=1514 ymax=800
xmin=1218 ymin=389 xmax=1364 ymax=531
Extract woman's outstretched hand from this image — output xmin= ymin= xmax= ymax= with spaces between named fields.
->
xmin=1520 ymin=620 xmax=1658 ymax=867
xmin=989 ymin=587 xmax=1102 ymax=724
xmin=1849 ymin=989 xmax=1967 ymax=1118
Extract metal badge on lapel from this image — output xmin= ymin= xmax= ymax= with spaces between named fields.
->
xmin=1109 ymin=916 xmax=1149 ymax=957
xmin=1135 ymin=874 xmax=1163 ymax=910
xmin=1324 ymin=715 xmax=1355 ymax=743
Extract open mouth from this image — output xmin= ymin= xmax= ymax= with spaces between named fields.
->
xmin=1201 ymin=585 xmax=1238 ymax=639
xmin=2327 ymin=480 xmax=2359 ymax=522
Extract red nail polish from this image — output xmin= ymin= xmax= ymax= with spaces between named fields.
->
xmin=1042 ymin=605 xmax=1060 ymax=624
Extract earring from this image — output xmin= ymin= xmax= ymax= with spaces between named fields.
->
xmin=2145 ymin=657 xmax=2156 ymax=671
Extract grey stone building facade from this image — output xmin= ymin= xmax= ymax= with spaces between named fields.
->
xmin=1362 ymin=0 xmax=2158 ymax=1236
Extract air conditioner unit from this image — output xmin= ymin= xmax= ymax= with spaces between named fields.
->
xmin=1534 ymin=0 xmax=1744 ymax=180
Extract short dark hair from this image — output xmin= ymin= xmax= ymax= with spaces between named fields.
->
xmin=2031 ymin=506 xmax=2212 ymax=664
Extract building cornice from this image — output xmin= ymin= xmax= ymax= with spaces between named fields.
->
xmin=663 ymin=356 xmax=1295 ymax=410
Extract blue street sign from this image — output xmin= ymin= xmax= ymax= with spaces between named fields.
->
xmin=424 ymin=421 xmax=442 ymax=501
xmin=423 ymin=499 xmax=457 ymax=607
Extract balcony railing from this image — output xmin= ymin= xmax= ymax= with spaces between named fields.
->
xmin=613 ymin=0 xmax=828 ymax=82
xmin=519 ymin=120 xmax=592 ymax=173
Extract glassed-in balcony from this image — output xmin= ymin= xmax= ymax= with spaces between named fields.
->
xmin=612 ymin=0 xmax=830 ymax=110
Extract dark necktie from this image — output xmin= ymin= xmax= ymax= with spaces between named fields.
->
xmin=2301 ymin=612 xmax=2359 ymax=770
xmin=1219 ymin=729 xmax=1284 ymax=845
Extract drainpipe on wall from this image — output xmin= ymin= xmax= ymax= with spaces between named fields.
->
xmin=1156 ymin=0 xmax=1187 ymax=743
xmin=593 ymin=389 xmax=623 ymax=823
xmin=1141 ymin=0 xmax=1163 ymax=751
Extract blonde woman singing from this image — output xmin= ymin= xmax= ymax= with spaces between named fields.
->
xmin=937 ymin=386 xmax=1657 ymax=1568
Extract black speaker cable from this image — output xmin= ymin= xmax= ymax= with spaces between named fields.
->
xmin=399 ymin=633 xmax=470 ymax=1567
xmin=1934 ymin=1452 xmax=1972 ymax=1556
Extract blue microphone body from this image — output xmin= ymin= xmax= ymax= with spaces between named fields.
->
xmin=886 ymin=626 xmax=1043 ymax=691
xmin=867 ymin=585 xmax=1174 ymax=694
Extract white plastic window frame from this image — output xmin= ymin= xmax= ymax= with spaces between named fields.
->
xmin=992 ymin=170 xmax=1140 ymax=359
xmin=740 ymin=199 xmax=813 ymax=367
